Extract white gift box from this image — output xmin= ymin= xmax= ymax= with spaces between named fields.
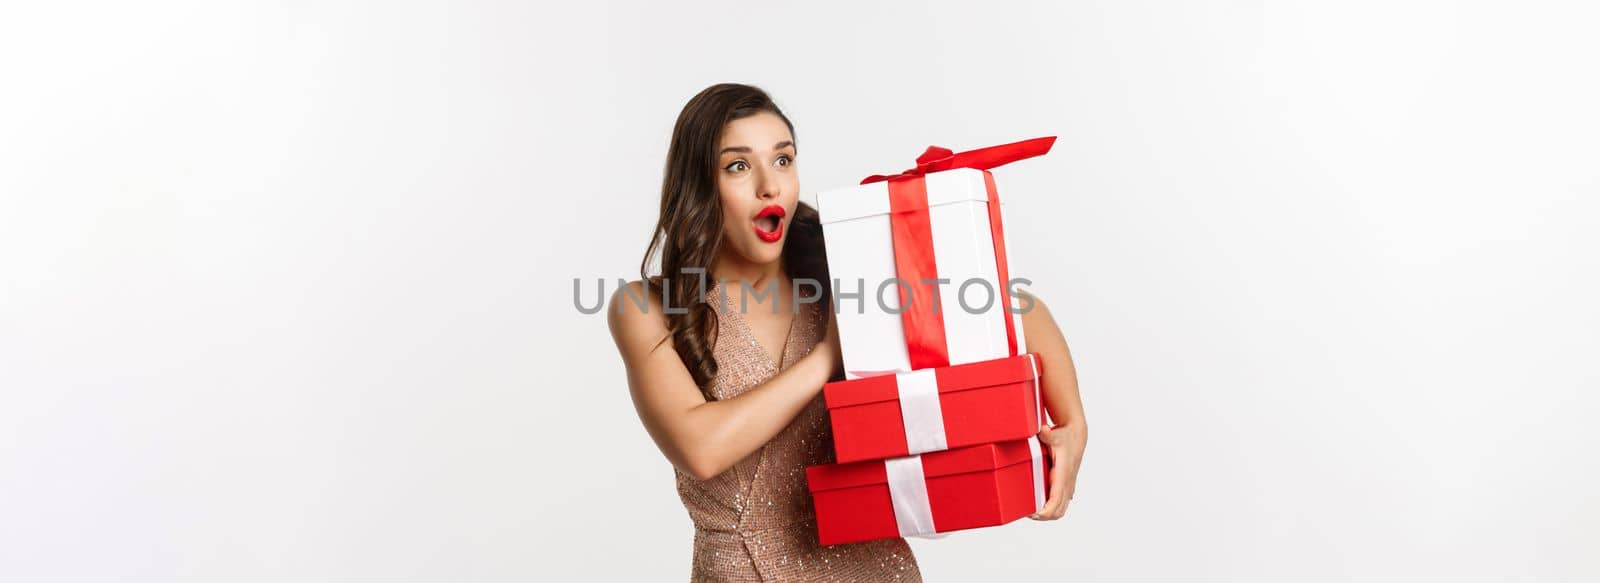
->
xmin=816 ymin=168 xmax=1028 ymax=379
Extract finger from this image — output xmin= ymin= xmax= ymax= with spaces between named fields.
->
xmin=1031 ymin=473 xmax=1064 ymax=520
xmin=1034 ymin=503 xmax=1065 ymax=521
xmin=1041 ymin=456 xmax=1072 ymax=516
xmin=1030 ymin=465 xmax=1062 ymax=521
xmin=1042 ymin=493 xmax=1070 ymax=520
xmin=1028 ymin=426 xmax=1064 ymax=520
xmin=1056 ymin=493 xmax=1073 ymax=519
xmin=1051 ymin=474 xmax=1078 ymax=519
xmin=1055 ymin=486 xmax=1075 ymax=518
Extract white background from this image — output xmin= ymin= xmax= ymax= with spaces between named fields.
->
xmin=3 ymin=1 xmax=1597 ymax=581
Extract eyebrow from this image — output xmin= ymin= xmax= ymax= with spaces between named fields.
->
xmin=719 ymin=141 xmax=796 ymax=156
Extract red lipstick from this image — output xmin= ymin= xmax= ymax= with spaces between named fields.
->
xmin=753 ymin=204 xmax=786 ymax=243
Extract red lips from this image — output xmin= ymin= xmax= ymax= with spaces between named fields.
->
xmin=753 ymin=204 xmax=786 ymax=243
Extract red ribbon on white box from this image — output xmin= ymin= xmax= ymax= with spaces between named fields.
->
xmin=859 ymin=137 xmax=1055 ymax=370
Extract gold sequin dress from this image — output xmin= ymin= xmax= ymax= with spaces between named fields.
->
xmin=677 ymin=281 xmax=922 ymax=582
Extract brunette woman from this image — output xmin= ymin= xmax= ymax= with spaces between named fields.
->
xmin=609 ymin=83 xmax=1087 ymax=580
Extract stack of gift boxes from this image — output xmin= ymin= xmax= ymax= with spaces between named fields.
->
xmin=804 ymin=137 xmax=1057 ymax=545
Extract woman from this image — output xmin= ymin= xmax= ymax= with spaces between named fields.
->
xmin=608 ymin=83 xmax=1088 ymax=581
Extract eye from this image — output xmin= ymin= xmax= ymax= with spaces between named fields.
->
xmin=724 ymin=160 xmax=749 ymax=173
xmin=775 ymin=154 xmax=793 ymax=167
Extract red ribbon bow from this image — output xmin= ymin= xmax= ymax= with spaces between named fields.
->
xmin=861 ymin=136 xmax=1056 ymax=185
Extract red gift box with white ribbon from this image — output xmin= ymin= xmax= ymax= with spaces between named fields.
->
xmin=806 ymin=438 xmax=1050 ymax=546
xmin=824 ymin=353 xmax=1044 ymax=464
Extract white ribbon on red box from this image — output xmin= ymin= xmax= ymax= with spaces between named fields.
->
xmin=893 ymin=353 xmax=1045 ymax=456
xmin=1024 ymin=355 xmax=1049 ymax=509
xmin=885 ymin=354 xmax=1049 ymax=537
xmin=1027 ymin=354 xmax=1046 ymax=511
xmin=894 ymin=369 xmax=948 ymax=455
xmin=883 ymin=443 xmax=1048 ymax=538
xmin=885 ymin=456 xmax=936 ymax=538
xmin=1027 ymin=436 xmax=1046 ymax=511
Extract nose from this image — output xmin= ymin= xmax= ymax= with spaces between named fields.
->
xmin=756 ymin=166 xmax=779 ymax=200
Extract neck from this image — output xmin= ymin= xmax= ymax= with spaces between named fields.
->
xmin=710 ymin=248 xmax=787 ymax=296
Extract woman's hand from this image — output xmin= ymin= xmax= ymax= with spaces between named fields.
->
xmin=1028 ymin=422 xmax=1086 ymax=521
xmin=1014 ymin=289 xmax=1087 ymax=521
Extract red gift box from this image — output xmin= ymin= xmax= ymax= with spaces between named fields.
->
xmin=806 ymin=438 xmax=1049 ymax=546
xmin=824 ymin=353 xmax=1044 ymax=464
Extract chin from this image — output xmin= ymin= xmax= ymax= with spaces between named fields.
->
xmin=752 ymin=246 xmax=784 ymax=265
xmin=734 ymin=239 xmax=784 ymax=266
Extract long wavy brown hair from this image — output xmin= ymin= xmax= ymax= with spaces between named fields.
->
xmin=641 ymin=83 xmax=830 ymax=394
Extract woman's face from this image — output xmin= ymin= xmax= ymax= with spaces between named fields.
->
xmin=714 ymin=111 xmax=799 ymax=269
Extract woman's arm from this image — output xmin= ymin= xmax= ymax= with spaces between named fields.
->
xmin=608 ymin=280 xmax=841 ymax=481
xmin=1017 ymin=289 xmax=1088 ymax=521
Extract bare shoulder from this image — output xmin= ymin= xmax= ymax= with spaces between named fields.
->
xmin=607 ymin=279 xmax=670 ymax=351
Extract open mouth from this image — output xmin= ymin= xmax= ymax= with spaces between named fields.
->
xmin=753 ymin=204 xmax=786 ymax=243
